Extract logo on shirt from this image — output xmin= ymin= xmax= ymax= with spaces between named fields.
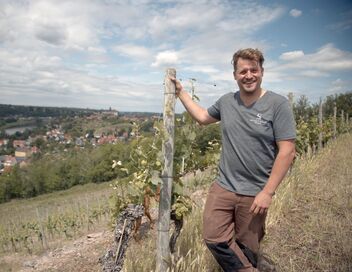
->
xmin=250 ymin=113 xmax=268 ymax=125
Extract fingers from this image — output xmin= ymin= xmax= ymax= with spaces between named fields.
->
xmin=251 ymin=206 xmax=267 ymax=215
xmin=249 ymin=202 xmax=256 ymax=213
xmin=250 ymin=202 xmax=268 ymax=215
xmin=168 ymin=77 xmax=183 ymax=96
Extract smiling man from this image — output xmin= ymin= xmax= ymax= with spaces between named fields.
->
xmin=171 ymin=48 xmax=296 ymax=271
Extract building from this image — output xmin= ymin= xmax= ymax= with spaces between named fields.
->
xmin=13 ymin=140 xmax=26 ymax=148
xmin=15 ymin=147 xmax=30 ymax=158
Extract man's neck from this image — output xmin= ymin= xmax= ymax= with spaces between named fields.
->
xmin=240 ymin=88 xmax=266 ymax=107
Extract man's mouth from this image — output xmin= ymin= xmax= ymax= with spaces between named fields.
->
xmin=244 ymin=81 xmax=256 ymax=86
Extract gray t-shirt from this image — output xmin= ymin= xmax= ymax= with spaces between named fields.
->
xmin=207 ymin=91 xmax=296 ymax=196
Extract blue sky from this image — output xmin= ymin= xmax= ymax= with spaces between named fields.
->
xmin=0 ymin=0 xmax=351 ymax=113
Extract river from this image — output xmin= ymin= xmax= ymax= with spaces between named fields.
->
xmin=4 ymin=125 xmax=37 ymax=135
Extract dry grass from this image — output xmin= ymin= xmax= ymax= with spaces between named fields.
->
xmin=263 ymin=133 xmax=352 ymax=272
xmin=123 ymin=206 xmax=221 ymax=272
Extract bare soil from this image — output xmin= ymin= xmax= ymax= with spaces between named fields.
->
xmin=1 ymin=229 xmax=113 ymax=272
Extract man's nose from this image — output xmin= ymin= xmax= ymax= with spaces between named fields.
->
xmin=245 ymin=71 xmax=253 ymax=78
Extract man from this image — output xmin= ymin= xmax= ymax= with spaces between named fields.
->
xmin=171 ymin=48 xmax=296 ymax=272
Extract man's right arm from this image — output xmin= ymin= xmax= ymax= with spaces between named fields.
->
xmin=171 ymin=78 xmax=219 ymax=125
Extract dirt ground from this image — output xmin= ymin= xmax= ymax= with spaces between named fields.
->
xmin=1 ymin=228 xmax=114 ymax=272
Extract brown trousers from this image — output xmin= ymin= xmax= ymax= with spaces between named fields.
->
xmin=203 ymin=182 xmax=266 ymax=272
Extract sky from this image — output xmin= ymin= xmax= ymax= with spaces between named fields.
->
xmin=0 ymin=0 xmax=351 ymax=113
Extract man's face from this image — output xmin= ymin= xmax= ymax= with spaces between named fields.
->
xmin=234 ymin=58 xmax=263 ymax=94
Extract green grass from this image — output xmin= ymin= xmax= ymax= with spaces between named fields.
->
xmin=0 ymin=182 xmax=114 ymax=254
xmin=0 ymin=182 xmax=112 ymax=221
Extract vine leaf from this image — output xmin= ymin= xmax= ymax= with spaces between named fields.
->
xmin=151 ymin=171 xmax=162 ymax=185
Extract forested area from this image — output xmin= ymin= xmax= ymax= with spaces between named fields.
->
xmin=0 ymin=104 xmax=100 ymax=119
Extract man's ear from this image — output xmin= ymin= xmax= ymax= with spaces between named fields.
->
xmin=233 ymin=71 xmax=237 ymax=80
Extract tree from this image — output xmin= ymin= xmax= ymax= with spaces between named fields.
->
xmin=324 ymin=92 xmax=352 ymax=117
xmin=294 ymin=95 xmax=313 ymax=121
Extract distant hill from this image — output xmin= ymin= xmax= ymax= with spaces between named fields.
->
xmin=0 ymin=104 xmax=163 ymax=118
xmin=0 ymin=104 xmax=101 ymax=118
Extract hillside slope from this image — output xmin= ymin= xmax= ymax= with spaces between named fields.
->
xmin=1 ymin=134 xmax=351 ymax=272
xmin=122 ymin=134 xmax=352 ymax=272
xmin=262 ymin=133 xmax=352 ymax=271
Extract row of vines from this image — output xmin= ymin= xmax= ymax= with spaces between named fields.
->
xmin=0 ymin=194 xmax=113 ymax=253
xmin=293 ymin=98 xmax=351 ymax=156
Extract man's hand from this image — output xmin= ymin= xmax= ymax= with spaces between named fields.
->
xmin=169 ymin=77 xmax=183 ymax=97
xmin=249 ymin=190 xmax=273 ymax=215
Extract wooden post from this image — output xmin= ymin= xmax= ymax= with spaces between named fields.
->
xmin=36 ymin=208 xmax=48 ymax=249
xmin=318 ymin=98 xmax=323 ymax=150
xmin=190 ymin=78 xmax=196 ymax=100
xmin=341 ymin=110 xmax=345 ymax=133
xmin=287 ymin=92 xmax=294 ymax=109
xmin=156 ymin=68 xmax=176 ymax=272
xmin=341 ymin=110 xmax=345 ymax=124
xmin=333 ymin=102 xmax=337 ymax=140
xmin=346 ymin=113 xmax=349 ymax=126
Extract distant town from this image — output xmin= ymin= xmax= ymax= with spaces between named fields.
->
xmin=0 ymin=104 xmax=161 ymax=174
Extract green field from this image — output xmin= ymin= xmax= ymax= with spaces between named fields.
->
xmin=0 ymin=182 xmax=114 ymax=254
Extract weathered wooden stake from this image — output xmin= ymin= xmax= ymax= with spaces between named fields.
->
xmin=341 ymin=110 xmax=345 ymax=124
xmin=36 ymin=208 xmax=48 ymax=249
xmin=288 ymin=92 xmax=294 ymax=109
xmin=318 ymin=98 xmax=323 ymax=150
xmin=156 ymin=68 xmax=176 ymax=272
xmin=333 ymin=102 xmax=337 ymax=140
xmin=346 ymin=113 xmax=349 ymax=126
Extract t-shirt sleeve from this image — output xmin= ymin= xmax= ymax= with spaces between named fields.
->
xmin=273 ymin=100 xmax=296 ymax=141
xmin=207 ymin=98 xmax=221 ymax=120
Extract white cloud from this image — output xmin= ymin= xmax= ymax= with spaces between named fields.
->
xmin=289 ymin=9 xmax=302 ymax=18
xmin=327 ymin=78 xmax=351 ymax=94
xmin=328 ymin=18 xmax=352 ymax=31
xmin=87 ymin=47 xmax=107 ymax=54
xmin=185 ymin=65 xmax=219 ymax=74
xmin=151 ymin=51 xmax=179 ymax=67
xmin=327 ymin=9 xmax=352 ymax=31
xmin=279 ymin=44 xmax=352 ymax=72
xmin=299 ymin=70 xmax=328 ymax=77
xmin=280 ymin=50 xmax=305 ymax=60
xmin=113 ymin=44 xmax=152 ymax=59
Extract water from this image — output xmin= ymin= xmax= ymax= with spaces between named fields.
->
xmin=4 ymin=125 xmax=37 ymax=135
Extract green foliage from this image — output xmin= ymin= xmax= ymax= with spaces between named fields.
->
xmin=109 ymin=94 xmax=221 ymax=222
xmin=324 ymin=92 xmax=352 ymax=117
xmin=292 ymin=91 xmax=352 ymax=156
xmin=292 ymin=92 xmax=351 ymax=123
xmin=293 ymin=95 xmax=315 ymax=121
xmin=0 ymin=141 xmax=132 ymax=202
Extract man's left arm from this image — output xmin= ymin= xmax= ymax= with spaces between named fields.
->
xmin=250 ymin=139 xmax=296 ymax=214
